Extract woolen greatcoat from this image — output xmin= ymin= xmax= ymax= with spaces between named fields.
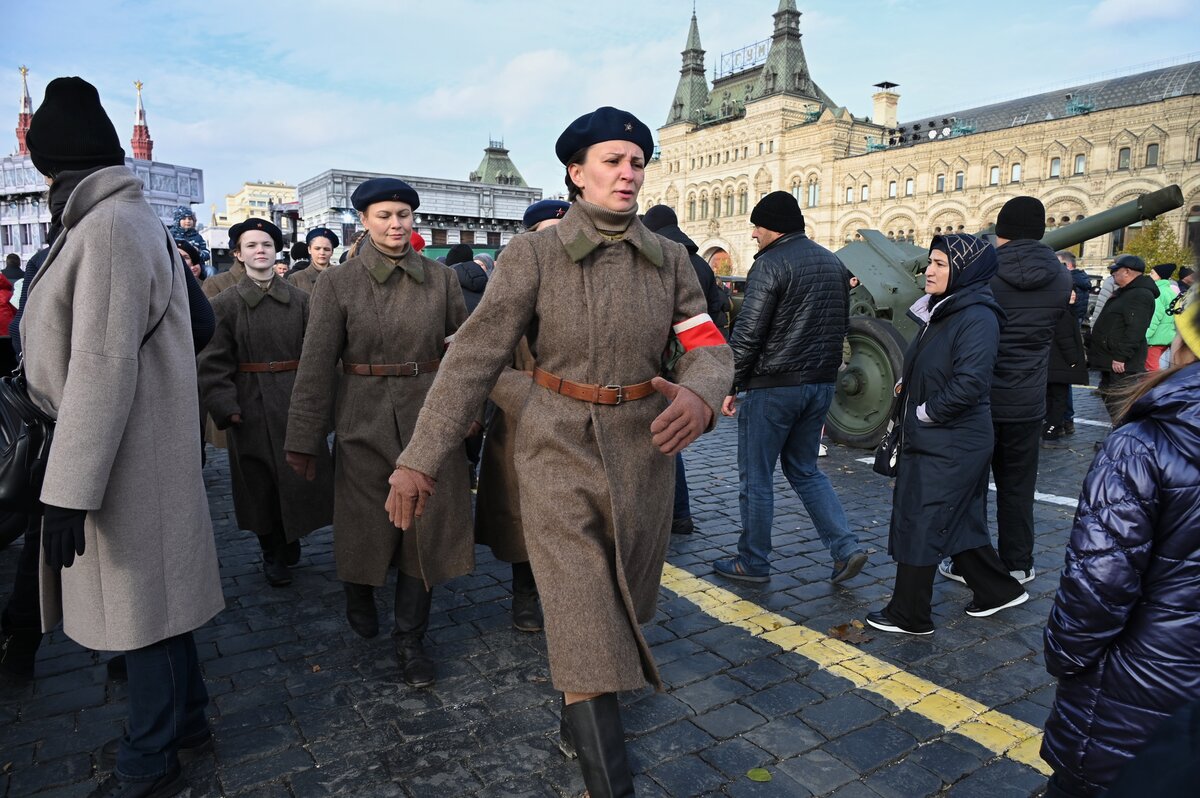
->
xmin=287 ymin=264 xmax=327 ymax=295
xmin=890 ymin=268 xmax=1005 ymax=566
xmin=198 ymin=277 xmax=333 ymax=542
xmin=200 ymin=262 xmax=246 ymax=449
xmin=21 ymin=166 xmax=223 ymax=651
xmin=398 ymin=200 xmax=734 ymax=693
xmin=285 ymin=240 xmax=474 ymax=587
xmin=474 ymin=338 xmax=536 ymax=563
xmin=1041 ymin=363 xmax=1200 ymax=796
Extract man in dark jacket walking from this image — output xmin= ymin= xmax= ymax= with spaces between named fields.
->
xmin=714 ymin=192 xmax=866 ymax=584
xmin=1056 ymin=250 xmax=1092 ymax=434
xmin=446 ymin=242 xmax=487 ymax=314
xmin=940 ymin=197 xmax=1069 ymax=586
xmin=1088 ymin=254 xmax=1158 ymax=421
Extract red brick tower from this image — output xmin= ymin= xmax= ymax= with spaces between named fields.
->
xmin=130 ymin=79 xmax=153 ymax=161
xmin=15 ymin=65 xmax=32 ymax=155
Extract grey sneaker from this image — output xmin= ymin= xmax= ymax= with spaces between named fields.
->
xmin=831 ymin=551 xmax=868 ymax=584
xmin=938 ymin=558 xmax=965 ymax=584
xmin=1009 ymin=567 xmax=1036 ymax=584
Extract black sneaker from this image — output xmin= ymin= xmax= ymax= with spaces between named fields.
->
xmin=865 ymin=610 xmax=934 ymax=636
xmin=1042 ymin=425 xmax=1064 ymax=441
xmin=98 ymin=730 xmax=213 ymax=771
xmin=87 ymin=769 xmax=186 ymax=798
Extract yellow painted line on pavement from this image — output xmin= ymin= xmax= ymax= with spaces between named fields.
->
xmin=660 ymin=563 xmax=1052 ymax=775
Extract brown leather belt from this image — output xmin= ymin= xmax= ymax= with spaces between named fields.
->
xmin=237 ymin=360 xmax=300 ymax=373
xmin=343 ymin=360 xmax=440 ymax=377
xmin=532 ymin=367 xmax=656 ymax=406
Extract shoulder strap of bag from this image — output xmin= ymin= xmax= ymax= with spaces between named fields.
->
xmin=140 ymin=227 xmax=179 ymax=348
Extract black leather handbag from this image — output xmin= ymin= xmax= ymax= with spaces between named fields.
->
xmin=0 ymin=364 xmax=55 ymax=511
xmin=871 ymin=404 xmax=902 ymax=477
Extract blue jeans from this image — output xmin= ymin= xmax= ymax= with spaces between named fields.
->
xmin=737 ymin=384 xmax=859 ymax=573
xmin=673 ymin=453 xmax=691 ymax=520
xmin=118 ymin=631 xmax=209 ymax=780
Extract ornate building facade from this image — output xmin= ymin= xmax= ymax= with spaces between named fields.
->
xmin=642 ymin=1 xmax=1200 ymax=275
xmin=1 ymin=69 xmax=203 ymax=266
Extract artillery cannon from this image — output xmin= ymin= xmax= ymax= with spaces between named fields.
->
xmin=826 ymin=184 xmax=1185 ymax=448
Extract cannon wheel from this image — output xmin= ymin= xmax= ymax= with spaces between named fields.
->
xmin=827 ymin=317 xmax=906 ymax=449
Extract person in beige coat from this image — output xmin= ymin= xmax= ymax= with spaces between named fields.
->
xmin=287 ymin=226 xmax=339 ymax=294
xmin=20 ymin=77 xmax=223 ymax=798
xmin=388 ymin=107 xmax=734 ymax=797
xmin=285 ymin=177 xmax=474 ymax=689
xmin=198 ymin=218 xmax=334 ymax=588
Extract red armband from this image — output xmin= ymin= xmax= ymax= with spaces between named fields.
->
xmin=673 ymin=314 xmax=725 ymax=352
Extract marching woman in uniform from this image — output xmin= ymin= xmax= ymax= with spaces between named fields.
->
xmin=287 ymin=226 xmax=340 ymax=294
xmin=388 ymin=108 xmax=733 ymax=796
xmin=285 ymin=178 xmax=474 ymax=688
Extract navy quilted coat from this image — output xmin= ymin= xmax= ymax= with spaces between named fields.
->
xmin=1041 ymin=361 xmax=1200 ymax=796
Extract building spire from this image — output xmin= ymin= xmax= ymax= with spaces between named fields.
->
xmin=16 ymin=65 xmax=32 ymax=156
xmin=752 ymin=0 xmax=830 ymax=105
xmin=665 ymin=10 xmax=711 ymax=126
xmin=130 ymin=79 xmax=153 ymax=160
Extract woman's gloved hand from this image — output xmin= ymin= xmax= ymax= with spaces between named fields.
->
xmin=42 ymin=505 xmax=87 ymax=569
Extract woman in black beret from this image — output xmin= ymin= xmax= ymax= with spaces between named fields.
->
xmin=388 ymin=107 xmax=734 ymax=795
xmin=284 ymin=178 xmax=475 ymax=688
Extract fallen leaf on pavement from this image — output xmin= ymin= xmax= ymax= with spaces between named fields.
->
xmin=828 ymin=622 xmax=873 ymax=644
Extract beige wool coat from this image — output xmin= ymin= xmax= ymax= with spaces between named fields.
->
xmin=21 ymin=166 xmax=224 ymax=651
xmin=399 ymin=201 xmax=734 ymax=693
xmin=474 ymin=338 xmax=537 ymax=563
xmin=198 ymin=278 xmax=334 ymax=542
xmin=285 ymin=241 xmax=474 ymax=587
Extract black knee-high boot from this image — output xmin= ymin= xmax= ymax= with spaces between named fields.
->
xmin=511 ymin=561 xmax=543 ymax=633
xmin=558 ymin=694 xmax=576 ymax=759
xmin=343 ymin=582 xmax=379 ymax=639
xmin=394 ymin=572 xmax=435 ymax=687
xmin=258 ymin=530 xmax=292 ymax=587
xmin=563 ymin=693 xmax=634 ymax=798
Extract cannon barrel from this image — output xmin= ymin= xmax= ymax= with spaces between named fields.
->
xmin=1040 ymin=184 xmax=1184 ymax=252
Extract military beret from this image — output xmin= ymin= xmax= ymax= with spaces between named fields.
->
xmin=305 ymin=226 xmax=340 ymax=248
xmin=351 ymin=177 xmax=420 ymax=212
xmin=523 ymin=199 xmax=571 ymax=229
xmin=1109 ymin=254 xmax=1145 ymax=273
xmin=554 ymin=106 xmax=655 ymax=164
xmin=229 ymin=217 xmax=283 ymax=250
xmin=173 ymin=239 xmax=202 ymax=266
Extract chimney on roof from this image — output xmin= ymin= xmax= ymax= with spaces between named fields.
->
xmin=872 ymin=81 xmax=899 ymax=129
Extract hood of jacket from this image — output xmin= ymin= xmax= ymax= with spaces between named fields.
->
xmin=994 ymin=238 xmax=1063 ymax=291
xmin=651 ymin=223 xmax=699 ymax=254
xmin=910 ymin=279 xmax=1007 ymax=328
xmin=452 ymin=260 xmax=488 ymax=293
xmin=1121 ymin=273 xmax=1161 ymax=302
xmin=1126 ymin=361 xmax=1200 ymax=441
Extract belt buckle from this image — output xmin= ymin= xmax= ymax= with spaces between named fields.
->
xmin=267 ymin=361 xmax=278 ymax=372
xmin=410 ymin=361 xmax=420 ymax=377
xmin=604 ymin=384 xmax=624 ymax=405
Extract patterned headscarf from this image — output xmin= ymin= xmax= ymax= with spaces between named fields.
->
xmin=929 ymin=233 xmax=998 ymax=299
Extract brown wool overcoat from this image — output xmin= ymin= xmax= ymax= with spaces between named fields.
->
xmin=399 ymin=201 xmax=734 ymax=693
xmin=285 ymin=242 xmax=474 ymax=587
xmin=474 ymin=338 xmax=537 ymax=563
xmin=22 ymin=166 xmax=224 ymax=651
xmin=198 ymin=278 xmax=334 ymax=541
xmin=200 ymin=263 xmax=245 ymax=449
xmin=286 ymin=264 xmax=326 ymax=295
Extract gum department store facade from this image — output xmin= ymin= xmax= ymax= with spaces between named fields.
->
xmin=642 ymin=1 xmax=1200 ymax=276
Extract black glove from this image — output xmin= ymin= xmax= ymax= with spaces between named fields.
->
xmin=42 ymin=505 xmax=87 ymax=570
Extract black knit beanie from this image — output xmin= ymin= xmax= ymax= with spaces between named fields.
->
xmin=995 ymin=196 xmax=1046 ymax=241
xmin=25 ymin=77 xmax=126 ymax=178
xmin=1152 ymin=263 xmax=1176 ymax=280
xmin=750 ymin=191 xmax=805 ymax=234
xmin=642 ymin=205 xmax=678 ymax=233
xmin=446 ymin=243 xmax=474 ymax=266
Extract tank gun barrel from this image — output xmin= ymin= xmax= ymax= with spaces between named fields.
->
xmin=1041 ymin=184 xmax=1184 ymax=252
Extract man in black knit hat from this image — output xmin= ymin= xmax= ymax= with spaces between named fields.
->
xmin=714 ymin=191 xmax=867 ymax=585
xmin=940 ymin=196 xmax=1070 ymax=588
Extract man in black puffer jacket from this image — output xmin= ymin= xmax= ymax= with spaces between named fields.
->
xmin=939 ymin=197 xmax=1070 ymax=588
xmin=1088 ymin=254 xmax=1158 ymax=421
xmin=713 ymin=191 xmax=866 ymax=585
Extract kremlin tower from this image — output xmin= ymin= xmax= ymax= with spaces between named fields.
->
xmin=15 ymin=65 xmax=31 ymax=156
xmin=130 ymin=79 xmax=153 ymax=161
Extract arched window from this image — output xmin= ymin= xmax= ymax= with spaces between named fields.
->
xmin=989 ymin=166 xmax=1000 ymax=185
xmin=955 ymin=171 xmax=965 ymax=190
xmin=888 ymin=180 xmax=897 ymax=198
xmin=700 ymin=196 xmax=708 ymax=219
xmin=1049 ymin=157 xmax=1061 ymax=177
xmin=904 ymin=178 xmax=914 ymax=196
xmin=738 ymin=188 xmax=748 ymax=215
xmin=935 ymin=174 xmax=945 ymax=193
xmin=846 ymin=186 xmax=854 ymax=204
xmin=1074 ymin=154 xmax=1086 ymax=174
xmin=1118 ymin=147 xmax=1130 ymax=170
xmin=807 ymin=180 xmax=819 ymax=208
xmin=688 ymin=197 xmax=696 ymax=221
xmin=1146 ymin=143 xmax=1159 ymax=167
xmin=712 ymin=192 xmax=721 ymax=218
xmin=726 ymin=192 xmax=734 ymax=217
xmin=860 ymin=184 xmax=870 ymax=201
xmin=1011 ymin=163 xmax=1022 ymax=182
xmin=791 ymin=180 xmax=802 ymax=202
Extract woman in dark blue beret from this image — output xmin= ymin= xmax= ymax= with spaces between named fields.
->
xmin=388 ymin=107 xmax=734 ymax=795
xmin=288 ymin=227 xmax=340 ymax=294
xmin=284 ymin=177 xmax=476 ymax=688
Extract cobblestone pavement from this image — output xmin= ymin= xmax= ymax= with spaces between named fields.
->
xmin=0 ymin=388 xmax=1116 ymax=797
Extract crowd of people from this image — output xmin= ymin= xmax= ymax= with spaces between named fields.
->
xmin=0 ymin=76 xmax=1196 ymax=798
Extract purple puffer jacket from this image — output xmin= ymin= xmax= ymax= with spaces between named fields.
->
xmin=1041 ymin=361 xmax=1200 ymax=796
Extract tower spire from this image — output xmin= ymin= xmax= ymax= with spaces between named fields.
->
xmin=665 ymin=11 xmax=710 ymax=126
xmin=15 ymin=65 xmax=32 ymax=156
xmin=130 ymin=79 xmax=153 ymax=160
xmin=752 ymin=0 xmax=829 ymax=104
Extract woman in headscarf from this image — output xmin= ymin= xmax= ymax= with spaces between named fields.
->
xmin=386 ymin=107 xmax=733 ymax=796
xmin=866 ymin=234 xmax=1027 ymax=636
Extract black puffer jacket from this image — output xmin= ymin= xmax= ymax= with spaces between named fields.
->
xmin=1087 ymin=274 xmax=1158 ymax=373
xmin=1069 ymin=268 xmax=1091 ymax=325
xmin=989 ymin=239 xmax=1072 ymax=422
xmin=1047 ymin=306 xmax=1088 ymax=386
xmin=650 ymin=223 xmax=730 ymax=336
xmin=452 ymin=260 xmax=488 ymax=315
xmin=729 ymin=231 xmax=848 ymax=390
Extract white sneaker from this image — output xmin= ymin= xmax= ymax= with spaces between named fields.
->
xmin=937 ymin=558 xmax=965 ymax=584
xmin=818 ymin=444 xmax=828 ymax=457
xmin=1009 ymin=567 xmax=1035 ymax=584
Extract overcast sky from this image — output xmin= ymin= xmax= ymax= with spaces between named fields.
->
xmin=6 ymin=0 xmax=1198 ymax=220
